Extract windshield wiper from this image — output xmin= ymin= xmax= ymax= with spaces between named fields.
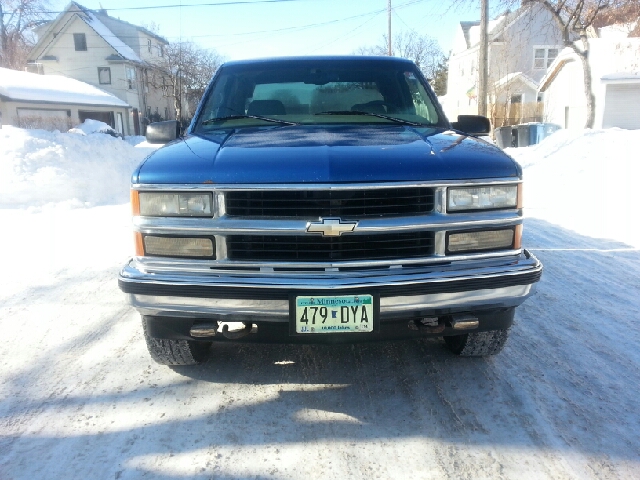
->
xmin=202 ymin=114 xmax=298 ymax=126
xmin=314 ymin=110 xmax=425 ymax=127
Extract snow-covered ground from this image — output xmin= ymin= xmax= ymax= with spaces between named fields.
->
xmin=0 ymin=126 xmax=638 ymax=479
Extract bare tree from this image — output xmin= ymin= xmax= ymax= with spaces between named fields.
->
xmin=531 ymin=0 xmax=636 ymax=128
xmin=148 ymin=41 xmax=224 ymax=122
xmin=0 ymin=0 xmax=50 ymax=69
xmin=355 ymin=31 xmax=446 ymax=80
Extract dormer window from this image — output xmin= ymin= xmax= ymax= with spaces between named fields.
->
xmin=534 ymin=47 xmax=559 ymax=69
xmin=73 ymin=33 xmax=87 ymax=51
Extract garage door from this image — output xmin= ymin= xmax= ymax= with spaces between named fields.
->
xmin=602 ymin=84 xmax=640 ymax=129
xmin=16 ymin=108 xmax=71 ymax=130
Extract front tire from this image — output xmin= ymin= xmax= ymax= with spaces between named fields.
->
xmin=444 ymin=329 xmax=510 ymax=357
xmin=142 ymin=317 xmax=211 ymax=365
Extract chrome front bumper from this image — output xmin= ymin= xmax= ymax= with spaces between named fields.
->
xmin=119 ymin=250 xmax=542 ymax=322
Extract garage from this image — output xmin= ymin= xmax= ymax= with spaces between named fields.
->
xmin=602 ymin=82 xmax=640 ymax=129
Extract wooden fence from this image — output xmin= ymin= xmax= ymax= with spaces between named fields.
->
xmin=489 ymin=102 xmax=543 ymax=127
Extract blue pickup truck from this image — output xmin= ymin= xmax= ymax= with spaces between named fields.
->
xmin=118 ymin=56 xmax=542 ymax=365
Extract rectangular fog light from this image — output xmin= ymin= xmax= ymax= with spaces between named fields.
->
xmin=447 ymin=229 xmax=514 ymax=253
xmin=143 ymin=236 xmax=215 ymax=257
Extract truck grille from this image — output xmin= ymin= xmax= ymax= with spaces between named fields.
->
xmin=225 ymin=188 xmax=435 ymax=218
xmin=226 ymin=232 xmax=435 ymax=262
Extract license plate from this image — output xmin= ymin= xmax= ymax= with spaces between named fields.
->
xmin=294 ymin=294 xmax=375 ymax=334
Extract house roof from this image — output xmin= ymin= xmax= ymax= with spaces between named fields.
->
xmin=601 ymin=71 xmax=640 ymax=83
xmin=91 ymin=9 xmax=168 ymax=45
xmin=540 ymin=38 xmax=640 ymax=91
xmin=0 ymin=67 xmax=130 ymax=107
xmin=460 ymin=8 xmax=525 ymax=49
xmin=31 ymin=2 xmax=168 ymax=64
xmin=494 ymin=72 xmax=539 ymax=91
xmin=460 ymin=21 xmax=480 ymax=49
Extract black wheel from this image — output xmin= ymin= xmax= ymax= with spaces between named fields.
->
xmin=444 ymin=329 xmax=510 ymax=357
xmin=142 ymin=317 xmax=211 ymax=365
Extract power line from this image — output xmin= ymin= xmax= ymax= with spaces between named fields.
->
xmin=6 ymin=0 xmax=321 ymax=16
xmin=308 ymin=11 xmax=384 ymax=53
xmin=39 ymin=1 xmax=425 ymax=44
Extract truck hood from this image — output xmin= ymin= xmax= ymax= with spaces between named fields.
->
xmin=133 ymin=125 xmax=521 ymax=184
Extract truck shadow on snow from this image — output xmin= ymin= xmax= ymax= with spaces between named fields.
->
xmin=2 ymin=219 xmax=639 ymax=478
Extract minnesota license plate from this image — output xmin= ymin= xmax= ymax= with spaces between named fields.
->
xmin=294 ymin=295 xmax=375 ymax=334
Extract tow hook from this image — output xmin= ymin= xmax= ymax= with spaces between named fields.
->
xmin=413 ymin=317 xmax=446 ymax=334
xmin=220 ymin=322 xmax=253 ymax=340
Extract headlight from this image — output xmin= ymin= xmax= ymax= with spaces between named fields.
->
xmin=448 ymin=185 xmax=518 ymax=212
xmin=137 ymin=192 xmax=213 ymax=217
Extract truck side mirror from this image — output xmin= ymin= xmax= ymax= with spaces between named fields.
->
xmin=451 ymin=115 xmax=491 ymax=136
xmin=145 ymin=120 xmax=180 ymax=144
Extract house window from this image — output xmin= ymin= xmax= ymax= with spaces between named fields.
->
xmin=534 ymin=47 xmax=560 ymax=69
xmin=126 ymin=67 xmax=136 ymax=90
xmin=158 ymin=45 xmax=164 ymax=57
xmin=73 ymin=33 xmax=87 ymax=51
xmin=98 ymin=67 xmax=111 ymax=84
xmin=147 ymin=39 xmax=152 ymax=53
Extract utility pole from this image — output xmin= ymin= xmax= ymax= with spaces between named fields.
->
xmin=388 ymin=0 xmax=392 ymax=56
xmin=478 ymin=0 xmax=489 ymax=117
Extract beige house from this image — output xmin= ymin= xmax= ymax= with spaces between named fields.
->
xmin=27 ymin=2 xmax=174 ymax=135
xmin=0 ymin=67 xmax=130 ymax=133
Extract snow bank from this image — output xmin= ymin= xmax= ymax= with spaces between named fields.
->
xmin=507 ymin=128 xmax=640 ymax=248
xmin=0 ymin=126 xmax=156 ymax=209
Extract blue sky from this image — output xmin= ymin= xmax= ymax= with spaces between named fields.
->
xmin=50 ymin=0 xmax=499 ymax=60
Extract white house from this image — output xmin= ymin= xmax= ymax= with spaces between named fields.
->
xmin=539 ymin=37 xmax=640 ymax=130
xmin=27 ymin=2 xmax=174 ymax=135
xmin=0 ymin=67 xmax=130 ymax=133
xmin=446 ymin=3 xmax=564 ymax=126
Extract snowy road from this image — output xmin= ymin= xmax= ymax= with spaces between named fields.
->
xmin=1 ymin=211 xmax=638 ymax=479
xmin=1 ymin=128 xmax=639 ymax=478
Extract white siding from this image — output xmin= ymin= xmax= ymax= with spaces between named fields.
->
xmin=543 ymin=60 xmax=587 ymax=129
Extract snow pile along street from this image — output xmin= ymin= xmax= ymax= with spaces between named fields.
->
xmin=508 ymin=127 xmax=640 ymax=248
xmin=0 ymin=125 xmax=153 ymax=209
xmin=0 ymin=127 xmax=639 ymax=479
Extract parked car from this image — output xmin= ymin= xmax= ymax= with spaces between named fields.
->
xmin=118 ymin=56 xmax=542 ymax=365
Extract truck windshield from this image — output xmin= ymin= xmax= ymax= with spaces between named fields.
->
xmin=194 ymin=60 xmax=443 ymax=130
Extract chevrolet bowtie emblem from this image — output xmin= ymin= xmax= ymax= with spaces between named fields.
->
xmin=306 ymin=218 xmax=358 ymax=237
